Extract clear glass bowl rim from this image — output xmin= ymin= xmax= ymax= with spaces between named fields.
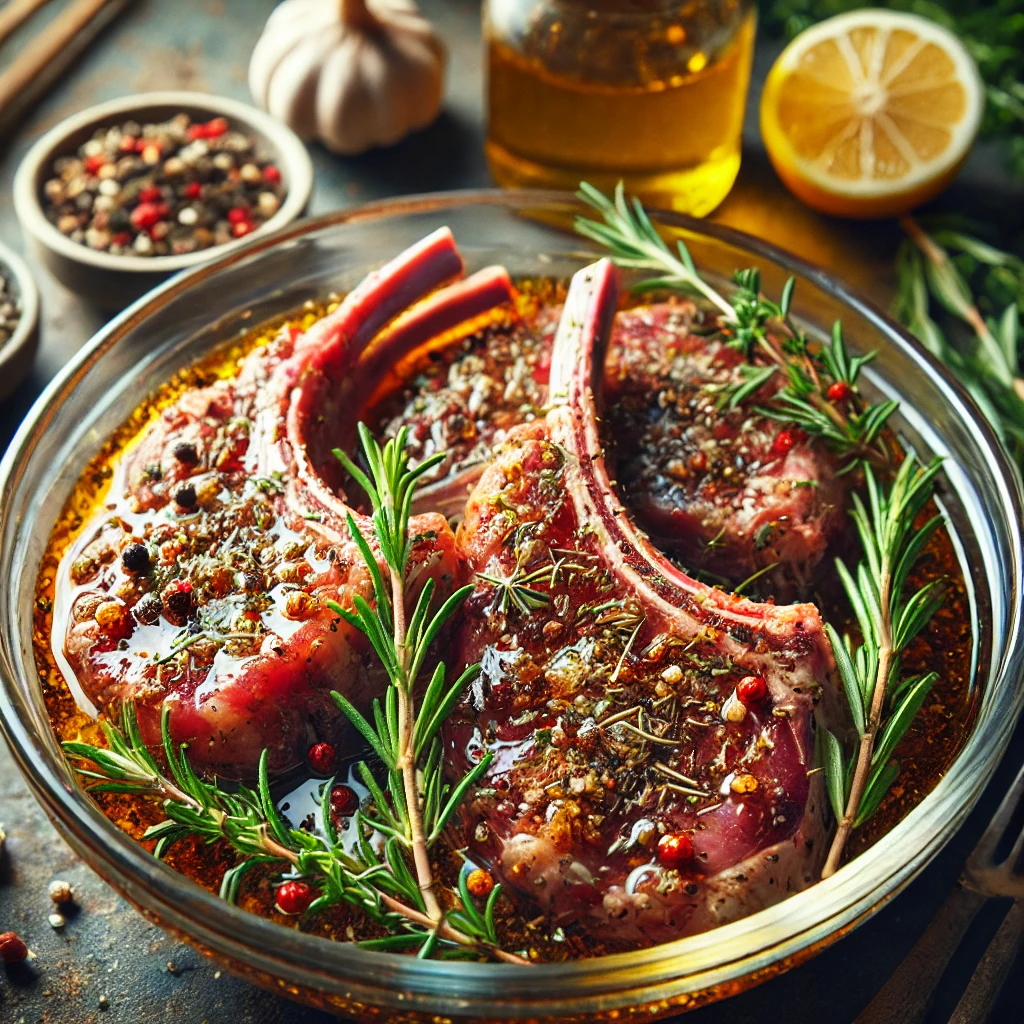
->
xmin=1 ymin=189 xmax=1022 ymax=1019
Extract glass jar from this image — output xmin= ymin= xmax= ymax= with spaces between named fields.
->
xmin=484 ymin=0 xmax=756 ymax=216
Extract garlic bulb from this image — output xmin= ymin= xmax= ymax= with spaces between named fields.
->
xmin=249 ymin=0 xmax=446 ymax=156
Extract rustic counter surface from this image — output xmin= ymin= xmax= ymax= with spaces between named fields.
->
xmin=1 ymin=2 xmax=1022 ymax=1022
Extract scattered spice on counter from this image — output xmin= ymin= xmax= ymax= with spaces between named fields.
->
xmin=0 ymin=272 xmax=22 ymax=349
xmin=48 ymin=879 xmax=74 ymax=904
xmin=41 ymin=113 xmax=286 ymax=257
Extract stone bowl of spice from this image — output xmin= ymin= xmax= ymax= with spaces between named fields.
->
xmin=13 ymin=91 xmax=313 ymax=310
xmin=0 ymin=239 xmax=40 ymax=403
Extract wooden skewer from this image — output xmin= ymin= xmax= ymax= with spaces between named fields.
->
xmin=0 ymin=0 xmax=133 ymax=139
xmin=0 ymin=0 xmax=56 ymax=48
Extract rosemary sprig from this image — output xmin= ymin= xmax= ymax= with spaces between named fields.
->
xmin=575 ymin=183 xmax=897 ymax=466
xmin=64 ymin=425 xmax=531 ymax=964
xmin=819 ymin=455 xmax=945 ymax=876
xmin=327 ymin=424 xmax=493 ymax=925
xmin=65 ymin=705 xmax=519 ymax=960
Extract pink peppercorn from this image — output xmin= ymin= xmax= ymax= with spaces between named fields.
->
xmin=307 ymin=742 xmax=336 ymax=775
xmin=737 ymin=675 xmax=769 ymax=705
xmin=130 ymin=202 xmax=162 ymax=230
xmin=0 ymin=931 xmax=28 ymax=964
xmin=329 ymin=784 xmax=360 ymax=819
xmin=275 ymin=880 xmax=315 ymax=915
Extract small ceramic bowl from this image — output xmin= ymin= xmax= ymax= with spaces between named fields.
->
xmin=0 ymin=240 xmax=40 ymax=403
xmin=13 ymin=91 xmax=314 ymax=310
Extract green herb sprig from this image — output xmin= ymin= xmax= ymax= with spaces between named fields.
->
xmin=819 ymin=455 xmax=945 ymax=876
xmin=575 ymin=183 xmax=897 ymax=467
xmin=64 ymin=426 xmax=530 ymax=965
xmin=327 ymin=424 xmax=493 ymax=927
xmin=896 ymin=217 xmax=1024 ymax=471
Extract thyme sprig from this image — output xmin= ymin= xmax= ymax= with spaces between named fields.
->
xmin=819 ymin=455 xmax=945 ymax=876
xmin=575 ymin=183 xmax=896 ymax=465
xmin=64 ymin=426 xmax=530 ymax=964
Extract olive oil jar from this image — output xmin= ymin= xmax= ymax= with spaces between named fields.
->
xmin=484 ymin=0 xmax=756 ymax=216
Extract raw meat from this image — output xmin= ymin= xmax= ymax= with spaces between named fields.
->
xmin=375 ymin=295 xmax=842 ymax=591
xmin=57 ymin=231 xmax=515 ymax=777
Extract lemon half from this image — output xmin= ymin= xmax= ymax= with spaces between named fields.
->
xmin=760 ymin=10 xmax=984 ymax=219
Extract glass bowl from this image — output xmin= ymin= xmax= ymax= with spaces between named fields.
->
xmin=1 ymin=191 xmax=1022 ymax=1021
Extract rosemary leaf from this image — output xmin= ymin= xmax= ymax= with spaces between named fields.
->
xmin=820 ymin=456 xmax=946 ymax=876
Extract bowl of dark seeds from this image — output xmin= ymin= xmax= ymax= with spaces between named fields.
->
xmin=13 ymin=91 xmax=313 ymax=309
xmin=0 ymin=240 xmax=40 ymax=404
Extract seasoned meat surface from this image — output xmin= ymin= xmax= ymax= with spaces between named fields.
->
xmin=604 ymin=305 xmax=846 ymax=592
xmin=374 ymin=296 xmax=844 ymax=591
xmin=56 ymin=232 xmax=511 ymax=778
xmin=446 ymin=263 xmax=832 ymax=944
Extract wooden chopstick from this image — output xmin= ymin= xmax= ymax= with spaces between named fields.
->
xmin=0 ymin=0 xmax=57 ymax=48
xmin=0 ymin=0 xmax=133 ymax=139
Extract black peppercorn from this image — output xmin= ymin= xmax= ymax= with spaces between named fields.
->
xmin=172 ymin=441 xmax=198 ymax=465
xmin=121 ymin=543 xmax=151 ymax=573
xmin=174 ymin=483 xmax=197 ymax=509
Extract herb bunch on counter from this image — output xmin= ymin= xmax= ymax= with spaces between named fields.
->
xmin=896 ymin=217 xmax=1024 ymax=471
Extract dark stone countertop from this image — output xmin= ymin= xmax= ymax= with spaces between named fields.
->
xmin=1 ymin=2 xmax=1022 ymax=1022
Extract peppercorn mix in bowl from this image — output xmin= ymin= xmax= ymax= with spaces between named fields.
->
xmin=13 ymin=91 xmax=313 ymax=309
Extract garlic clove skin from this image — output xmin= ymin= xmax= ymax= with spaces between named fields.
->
xmin=249 ymin=0 xmax=446 ymax=156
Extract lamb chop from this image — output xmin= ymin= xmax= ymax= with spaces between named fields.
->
xmin=57 ymin=231 xmax=516 ymax=778
xmin=374 ymin=294 xmax=843 ymax=592
xmin=445 ymin=260 xmax=834 ymax=945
